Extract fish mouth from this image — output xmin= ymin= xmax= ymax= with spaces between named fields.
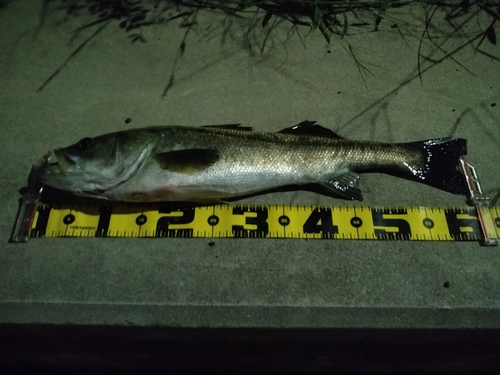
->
xmin=50 ymin=149 xmax=77 ymax=167
xmin=41 ymin=149 xmax=78 ymax=173
xmin=39 ymin=149 xmax=79 ymax=187
xmin=44 ymin=150 xmax=58 ymax=166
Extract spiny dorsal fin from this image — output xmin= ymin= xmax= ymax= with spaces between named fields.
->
xmin=154 ymin=149 xmax=220 ymax=173
xmin=278 ymin=120 xmax=343 ymax=139
xmin=202 ymin=124 xmax=253 ymax=131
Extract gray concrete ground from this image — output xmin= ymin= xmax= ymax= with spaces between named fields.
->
xmin=1 ymin=0 xmax=499 ymax=329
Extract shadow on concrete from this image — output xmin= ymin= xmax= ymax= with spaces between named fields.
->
xmin=1 ymin=324 xmax=499 ymax=372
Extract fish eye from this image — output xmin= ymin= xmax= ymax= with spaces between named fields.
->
xmin=76 ymin=137 xmax=93 ymax=151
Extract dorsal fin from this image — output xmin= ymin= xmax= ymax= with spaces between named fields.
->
xmin=278 ymin=120 xmax=343 ymax=139
xmin=202 ymin=124 xmax=253 ymax=131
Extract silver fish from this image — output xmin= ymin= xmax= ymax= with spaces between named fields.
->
xmin=38 ymin=121 xmax=467 ymax=202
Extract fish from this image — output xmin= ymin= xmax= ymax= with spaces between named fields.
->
xmin=38 ymin=121 xmax=468 ymax=203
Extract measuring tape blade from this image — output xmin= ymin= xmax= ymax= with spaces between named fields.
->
xmin=27 ymin=203 xmax=500 ymax=242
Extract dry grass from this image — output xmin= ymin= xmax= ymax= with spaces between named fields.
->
xmin=32 ymin=0 xmax=499 ymax=93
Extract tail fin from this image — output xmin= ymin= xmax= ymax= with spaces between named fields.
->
xmin=405 ymin=138 xmax=467 ymax=195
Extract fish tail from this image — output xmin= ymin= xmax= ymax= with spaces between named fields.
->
xmin=404 ymin=138 xmax=467 ymax=195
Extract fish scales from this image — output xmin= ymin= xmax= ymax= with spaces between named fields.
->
xmin=155 ymin=126 xmax=417 ymax=174
xmin=148 ymin=127 xmax=414 ymax=191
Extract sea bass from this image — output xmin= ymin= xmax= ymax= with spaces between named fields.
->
xmin=38 ymin=121 xmax=467 ymax=202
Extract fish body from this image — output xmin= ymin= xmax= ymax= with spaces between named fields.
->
xmin=39 ymin=122 xmax=467 ymax=202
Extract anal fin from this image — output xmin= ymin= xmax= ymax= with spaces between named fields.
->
xmin=321 ymin=171 xmax=363 ymax=201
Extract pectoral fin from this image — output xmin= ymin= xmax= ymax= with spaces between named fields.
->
xmin=321 ymin=171 xmax=363 ymax=201
xmin=154 ymin=149 xmax=220 ymax=173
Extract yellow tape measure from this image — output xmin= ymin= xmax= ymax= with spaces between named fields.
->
xmin=29 ymin=203 xmax=500 ymax=241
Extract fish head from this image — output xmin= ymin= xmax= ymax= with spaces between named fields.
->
xmin=40 ymin=132 xmax=150 ymax=198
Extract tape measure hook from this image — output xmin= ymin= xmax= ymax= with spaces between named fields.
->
xmin=459 ymin=156 xmax=499 ymax=246
xmin=10 ymin=163 xmax=45 ymax=243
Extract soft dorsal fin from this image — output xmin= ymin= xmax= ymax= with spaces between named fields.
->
xmin=154 ymin=149 xmax=220 ymax=173
xmin=202 ymin=124 xmax=253 ymax=131
xmin=278 ymin=120 xmax=343 ymax=139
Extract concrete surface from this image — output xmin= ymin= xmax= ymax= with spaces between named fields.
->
xmin=1 ymin=0 xmax=500 ymax=332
